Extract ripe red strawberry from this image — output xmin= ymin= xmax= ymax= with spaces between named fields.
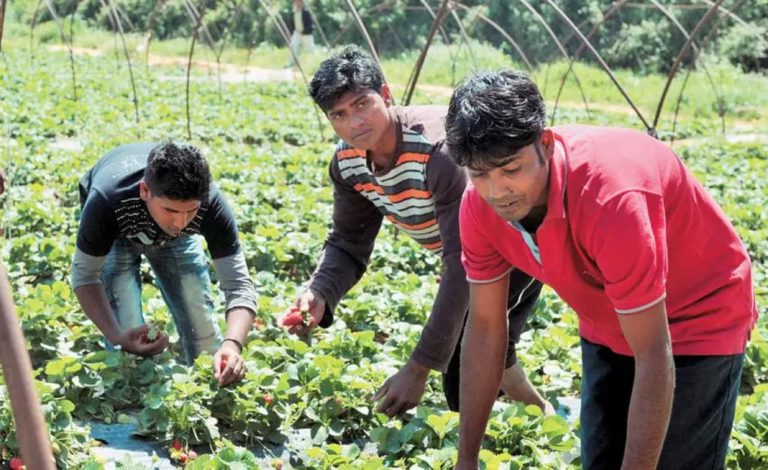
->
xmin=178 ymin=452 xmax=188 ymax=463
xmin=281 ymin=311 xmax=304 ymax=327
xmin=171 ymin=439 xmax=183 ymax=451
xmin=9 ymin=457 xmax=23 ymax=470
xmin=281 ymin=306 xmax=311 ymax=327
xmin=263 ymin=393 xmax=274 ymax=405
xmin=219 ymin=358 xmax=228 ymax=372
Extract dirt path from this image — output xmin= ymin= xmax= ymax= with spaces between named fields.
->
xmin=47 ymin=44 xmax=296 ymax=83
xmin=45 ymin=44 xmax=766 ymax=141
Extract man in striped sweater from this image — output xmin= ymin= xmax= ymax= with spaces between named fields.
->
xmin=282 ymin=45 xmax=552 ymax=417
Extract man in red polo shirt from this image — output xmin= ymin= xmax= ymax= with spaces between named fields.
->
xmin=444 ymin=70 xmax=758 ymax=470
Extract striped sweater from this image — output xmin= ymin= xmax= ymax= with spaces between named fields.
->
xmin=335 ymin=130 xmax=443 ymax=254
xmin=309 ymin=106 xmax=471 ymax=371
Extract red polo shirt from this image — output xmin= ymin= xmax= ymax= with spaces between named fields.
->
xmin=460 ymin=125 xmax=757 ymax=356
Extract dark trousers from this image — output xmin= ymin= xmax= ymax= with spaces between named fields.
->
xmin=442 ymin=269 xmax=543 ymax=411
xmin=580 ymin=338 xmax=744 ymax=470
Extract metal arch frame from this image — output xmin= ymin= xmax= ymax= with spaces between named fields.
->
xmin=646 ymin=0 xmax=726 ymax=136
xmin=416 ymin=0 xmax=453 ymax=49
xmin=653 ymin=0 xmax=725 ymax=132
xmin=448 ymin=7 xmax=479 ymax=72
xmin=515 ymin=0 xmax=592 ymax=124
xmin=183 ymin=0 xmax=217 ymax=57
xmin=542 ymin=0 xmax=653 ymax=133
xmin=42 ymin=0 xmax=78 ymax=101
xmin=425 ymin=0 xmax=482 ymax=82
xmin=183 ymin=0 xmax=206 ymax=140
xmin=20 ymin=0 xmax=763 ymax=140
xmin=0 ymin=0 xmax=6 ymax=52
xmin=402 ymin=0 xmax=451 ymax=107
xmin=252 ymin=0 xmax=308 ymax=81
xmin=303 ymin=0 xmax=331 ymax=49
xmin=550 ymin=0 xmax=630 ymax=124
xmin=100 ymin=0 xmax=141 ymax=138
xmin=453 ymin=2 xmax=533 ymax=72
xmin=342 ymin=0 xmax=383 ymax=70
xmin=703 ymin=0 xmax=764 ymax=35
xmin=187 ymin=0 xmax=248 ymax=100
xmin=401 ymin=0 xmax=456 ymax=100
xmin=419 ymin=0 xmax=472 ymax=86
xmin=671 ymin=0 xmax=749 ymax=143
xmin=700 ymin=0 xmax=752 ymax=45
xmin=250 ymin=0 xmax=327 ymax=140
xmin=28 ymin=0 xmax=44 ymax=63
xmin=143 ymin=0 xmax=170 ymax=72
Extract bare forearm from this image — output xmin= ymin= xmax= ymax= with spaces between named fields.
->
xmin=0 ymin=267 xmax=55 ymax=469
xmin=622 ymin=352 xmax=675 ymax=469
xmin=457 ymin=315 xmax=506 ymax=464
xmin=74 ymin=284 xmax=121 ymax=342
xmin=223 ymin=307 xmax=254 ymax=346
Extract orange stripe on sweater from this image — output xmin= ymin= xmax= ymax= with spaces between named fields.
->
xmin=387 ymin=188 xmax=431 ymax=203
xmin=388 ymin=217 xmax=438 ymax=230
xmin=423 ymin=240 xmax=443 ymax=251
xmin=338 ymin=148 xmax=366 ymax=160
xmin=396 ymin=152 xmax=430 ymax=164
xmin=354 ymin=182 xmax=384 ymax=194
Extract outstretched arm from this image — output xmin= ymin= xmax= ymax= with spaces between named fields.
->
xmin=0 ymin=265 xmax=56 ymax=469
xmin=618 ymin=301 xmax=674 ymax=470
xmin=457 ymin=274 xmax=511 ymax=469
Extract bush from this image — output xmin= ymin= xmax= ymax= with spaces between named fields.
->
xmin=603 ymin=19 xmax=677 ymax=74
xmin=718 ymin=23 xmax=768 ymax=73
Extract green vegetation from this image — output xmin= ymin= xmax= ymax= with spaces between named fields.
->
xmin=0 ymin=9 xmax=766 ymax=469
xmin=6 ymin=0 xmax=768 ymax=73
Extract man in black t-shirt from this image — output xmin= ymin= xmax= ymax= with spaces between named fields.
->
xmin=71 ymin=141 xmax=257 ymax=385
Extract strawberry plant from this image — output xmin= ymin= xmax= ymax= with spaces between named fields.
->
xmin=727 ymin=384 xmax=768 ymax=468
xmin=0 ymin=37 xmax=764 ymax=468
xmin=136 ymin=358 xmax=221 ymax=445
xmin=0 ymin=381 xmax=97 ymax=468
xmin=485 ymin=404 xmax=579 ymax=467
xmin=184 ymin=441 xmax=260 ymax=469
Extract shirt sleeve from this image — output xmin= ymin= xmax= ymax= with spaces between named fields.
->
xmin=589 ymin=191 xmax=667 ymax=314
xmin=76 ymin=190 xmax=118 ymax=257
xmin=308 ymin=157 xmax=383 ymax=327
xmin=70 ymin=248 xmax=107 ymax=289
xmin=211 ymin=250 xmax=258 ymax=316
xmin=409 ymin=151 xmax=470 ymax=372
xmin=200 ymin=186 xmax=241 ymax=260
xmin=459 ymin=189 xmax=513 ymax=283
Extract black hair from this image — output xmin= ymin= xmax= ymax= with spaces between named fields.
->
xmin=144 ymin=141 xmax=211 ymax=201
xmin=308 ymin=45 xmax=385 ymax=111
xmin=445 ymin=70 xmax=546 ymax=169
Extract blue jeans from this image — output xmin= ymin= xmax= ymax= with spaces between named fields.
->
xmin=580 ymin=338 xmax=743 ymax=470
xmin=102 ymin=236 xmax=222 ymax=363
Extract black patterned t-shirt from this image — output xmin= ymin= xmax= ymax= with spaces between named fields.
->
xmin=76 ymin=142 xmax=240 ymax=260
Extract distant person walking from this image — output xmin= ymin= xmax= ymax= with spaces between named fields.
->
xmin=287 ymin=0 xmax=314 ymax=67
